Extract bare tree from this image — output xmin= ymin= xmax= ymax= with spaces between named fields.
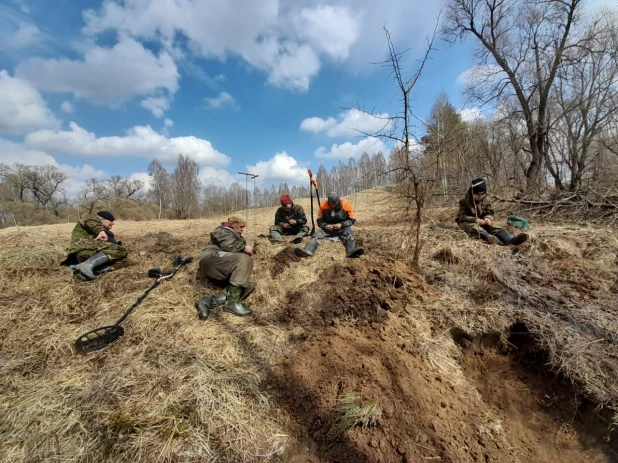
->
xmin=0 ymin=163 xmax=67 ymax=214
xmin=171 ymin=154 xmax=201 ymax=219
xmin=443 ymin=0 xmax=586 ymax=190
xmin=148 ymin=159 xmax=171 ymax=219
xmin=79 ymin=178 xmax=110 ymax=216
xmin=549 ymin=12 xmax=618 ymax=190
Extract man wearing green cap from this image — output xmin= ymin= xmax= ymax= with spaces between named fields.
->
xmin=195 ymin=213 xmax=255 ymax=319
xmin=456 ymin=179 xmax=529 ymax=245
xmin=61 ymin=210 xmax=129 ymax=281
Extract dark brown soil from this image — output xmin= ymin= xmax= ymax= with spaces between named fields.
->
xmin=268 ymin=259 xmax=430 ymax=330
xmin=261 ymin=260 xmax=618 ymax=463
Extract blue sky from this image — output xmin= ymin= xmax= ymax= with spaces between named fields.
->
xmin=1 ymin=0 xmax=609 ymax=197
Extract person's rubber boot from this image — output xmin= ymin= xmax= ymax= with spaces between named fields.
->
xmin=270 ymin=230 xmax=284 ymax=243
xmin=476 ymin=230 xmax=500 ymax=245
xmin=510 ymin=233 xmax=529 ymax=245
xmin=345 ymin=239 xmax=365 ymax=258
xmin=223 ymin=285 xmax=253 ymax=316
xmin=291 ymin=233 xmax=305 ymax=244
xmin=94 ymin=265 xmax=113 ymax=276
xmin=294 ymin=239 xmax=319 ymax=257
xmin=72 ymin=252 xmax=111 ymax=281
xmin=495 ymin=230 xmax=514 ymax=245
xmin=195 ymin=299 xmax=211 ymax=320
xmin=209 ymin=292 xmax=227 ymax=307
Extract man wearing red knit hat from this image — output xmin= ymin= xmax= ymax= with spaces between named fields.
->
xmin=269 ymin=194 xmax=309 ymax=244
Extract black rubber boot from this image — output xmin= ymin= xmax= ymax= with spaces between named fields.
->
xmin=209 ymin=292 xmax=227 ymax=306
xmin=270 ymin=230 xmax=284 ymax=242
xmin=223 ymin=285 xmax=253 ymax=317
xmin=496 ymin=230 xmax=514 ymax=245
xmin=345 ymin=239 xmax=365 ymax=258
xmin=291 ymin=233 xmax=305 ymax=244
xmin=195 ymin=299 xmax=211 ymax=320
xmin=510 ymin=233 xmax=529 ymax=245
xmin=72 ymin=252 xmax=111 ymax=281
xmin=476 ymin=230 xmax=501 ymax=245
xmin=294 ymin=239 xmax=319 ymax=257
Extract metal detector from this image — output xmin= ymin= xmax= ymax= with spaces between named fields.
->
xmin=74 ymin=255 xmax=194 ymax=354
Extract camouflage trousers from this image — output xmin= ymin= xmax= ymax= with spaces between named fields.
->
xmin=457 ymin=222 xmax=505 ymax=238
xmin=63 ymin=239 xmax=129 ymax=268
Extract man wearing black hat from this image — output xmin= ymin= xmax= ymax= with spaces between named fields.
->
xmin=294 ymin=192 xmax=364 ymax=258
xmin=456 ymin=179 xmax=528 ymax=245
xmin=61 ymin=210 xmax=129 ymax=280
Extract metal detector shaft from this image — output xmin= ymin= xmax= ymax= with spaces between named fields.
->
xmin=74 ymin=256 xmax=193 ymax=354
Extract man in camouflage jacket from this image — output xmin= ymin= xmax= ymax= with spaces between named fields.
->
xmin=196 ymin=214 xmax=255 ymax=319
xmin=456 ymin=179 xmax=528 ymax=246
xmin=269 ymin=194 xmax=309 ymax=244
xmin=61 ymin=211 xmax=129 ymax=280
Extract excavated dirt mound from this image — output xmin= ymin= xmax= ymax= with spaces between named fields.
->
xmin=271 ymin=246 xmax=301 ymax=277
xmin=266 ymin=322 xmax=617 ymax=463
xmin=271 ymin=259 xmax=430 ymax=329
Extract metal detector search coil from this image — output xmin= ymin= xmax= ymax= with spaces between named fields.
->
xmin=73 ymin=255 xmax=193 ymax=354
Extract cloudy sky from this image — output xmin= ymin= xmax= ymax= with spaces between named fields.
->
xmin=0 ymin=0 xmax=611 ymax=196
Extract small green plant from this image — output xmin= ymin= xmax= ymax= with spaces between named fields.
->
xmin=328 ymin=393 xmax=382 ymax=441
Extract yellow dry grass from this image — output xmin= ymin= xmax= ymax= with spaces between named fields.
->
xmin=1 ymin=187 xmax=618 ymax=462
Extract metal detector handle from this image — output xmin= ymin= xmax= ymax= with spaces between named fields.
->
xmin=308 ymin=169 xmax=321 ymax=205
xmin=113 ymin=256 xmax=193 ymax=326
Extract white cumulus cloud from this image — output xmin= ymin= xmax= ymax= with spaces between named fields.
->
xmin=60 ymin=101 xmax=74 ymax=113
xmin=200 ymin=167 xmax=237 ymax=187
xmin=204 ymin=91 xmax=237 ymax=109
xmin=6 ymin=23 xmax=39 ymax=49
xmin=0 ymin=70 xmax=60 ymax=134
xmin=25 ymin=122 xmax=230 ymax=167
xmin=82 ymin=0 xmax=362 ymax=91
xmin=301 ymin=109 xmax=391 ymax=138
xmin=245 ymin=151 xmax=308 ymax=184
xmin=15 ymin=37 xmax=179 ymax=104
xmin=314 ymin=136 xmax=386 ymax=160
xmin=141 ymin=96 xmax=171 ymax=117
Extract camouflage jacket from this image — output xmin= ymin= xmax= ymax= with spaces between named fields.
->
xmin=455 ymin=191 xmax=495 ymax=223
xmin=202 ymin=224 xmax=246 ymax=254
xmin=69 ymin=217 xmax=108 ymax=245
xmin=274 ymin=204 xmax=307 ymax=228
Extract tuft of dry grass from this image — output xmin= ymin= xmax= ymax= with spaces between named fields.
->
xmin=327 ymin=393 xmax=382 ymax=441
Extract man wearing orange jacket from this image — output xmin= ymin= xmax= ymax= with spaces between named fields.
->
xmin=294 ymin=192 xmax=365 ymax=258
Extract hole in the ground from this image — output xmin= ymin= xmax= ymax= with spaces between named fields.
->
xmin=455 ymin=323 xmax=618 ymax=462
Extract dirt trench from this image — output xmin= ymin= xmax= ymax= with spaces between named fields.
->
xmin=260 ymin=260 xmax=618 ymax=463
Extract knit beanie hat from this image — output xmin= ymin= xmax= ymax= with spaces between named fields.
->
xmin=327 ymin=192 xmax=340 ymax=204
xmin=280 ymin=194 xmax=292 ymax=206
xmin=97 ymin=211 xmax=115 ymax=221
xmin=227 ymin=214 xmax=247 ymax=225
xmin=471 ymin=178 xmax=487 ymax=194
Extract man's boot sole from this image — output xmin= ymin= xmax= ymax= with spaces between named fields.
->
xmin=294 ymin=248 xmax=313 ymax=257
xmin=346 ymin=248 xmax=365 ymax=258
xmin=291 ymin=237 xmax=303 ymax=244
xmin=223 ymin=307 xmax=253 ymax=317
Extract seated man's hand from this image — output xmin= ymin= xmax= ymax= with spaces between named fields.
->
xmin=244 ymin=245 xmax=254 ymax=256
xmin=282 ymin=223 xmax=290 ymax=229
xmin=484 ymin=218 xmax=492 ymax=226
xmin=289 ymin=219 xmax=297 ymax=225
xmin=325 ymin=224 xmax=333 ymax=232
xmin=475 ymin=218 xmax=486 ymax=226
xmin=95 ymin=231 xmax=108 ymax=241
xmin=334 ymin=223 xmax=342 ymax=230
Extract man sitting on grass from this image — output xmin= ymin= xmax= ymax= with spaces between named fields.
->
xmin=456 ymin=178 xmax=529 ymax=246
xmin=61 ymin=211 xmax=129 ymax=281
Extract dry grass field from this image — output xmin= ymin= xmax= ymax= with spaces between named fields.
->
xmin=2 ymin=188 xmax=618 ymax=462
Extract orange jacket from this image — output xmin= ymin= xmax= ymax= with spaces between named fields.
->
xmin=317 ymin=198 xmax=356 ymax=229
